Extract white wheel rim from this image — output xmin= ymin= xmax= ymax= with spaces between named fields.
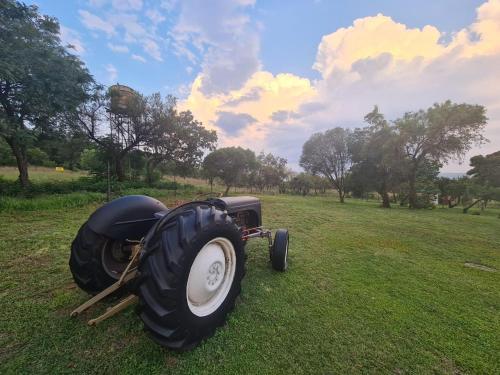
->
xmin=186 ymin=237 xmax=236 ymax=317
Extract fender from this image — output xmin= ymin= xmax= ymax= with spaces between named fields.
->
xmin=87 ymin=195 xmax=167 ymax=240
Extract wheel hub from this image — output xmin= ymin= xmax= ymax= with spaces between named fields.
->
xmin=186 ymin=237 xmax=236 ymax=317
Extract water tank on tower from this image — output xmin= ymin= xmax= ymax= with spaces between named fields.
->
xmin=108 ymin=84 xmax=138 ymax=116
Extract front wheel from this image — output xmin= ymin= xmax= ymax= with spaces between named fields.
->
xmin=137 ymin=204 xmax=245 ymax=350
xmin=271 ymin=229 xmax=289 ymax=271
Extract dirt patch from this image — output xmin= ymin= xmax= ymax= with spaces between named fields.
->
xmin=464 ymin=262 xmax=496 ymax=272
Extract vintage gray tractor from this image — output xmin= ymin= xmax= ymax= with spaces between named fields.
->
xmin=69 ymin=195 xmax=288 ymax=350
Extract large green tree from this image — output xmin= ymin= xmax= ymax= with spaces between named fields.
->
xmin=0 ymin=0 xmax=94 ymax=187
xmin=300 ymin=127 xmax=352 ymax=203
xmin=143 ymin=94 xmax=217 ymax=185
xmin=350 ymin=106 xmax=405 ymax=208
xmin=203 ymin=147 xmax=257 ymax=196
xmin=395 ymin=101 xmax=487 ymax=208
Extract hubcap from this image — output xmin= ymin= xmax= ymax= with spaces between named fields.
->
xmin=101 ymin=240 xmax=131 ymax=279
xmin=186 ymin=237 xmax=236 ymax=317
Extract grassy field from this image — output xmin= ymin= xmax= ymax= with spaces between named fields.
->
xmin=0 ymin=166 xmax=88 ymax=182
xmin=0 ymin=194 xmax=499 ymax=374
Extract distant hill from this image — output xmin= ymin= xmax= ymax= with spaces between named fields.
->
xmin=439 ymin=172 xmax=466 ymax=179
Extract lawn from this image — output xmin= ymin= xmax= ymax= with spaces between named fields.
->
xmin=0 ymin=166 xmax=88 ymax=182
xmin=0 ymin=194 xmax=499 ymax=374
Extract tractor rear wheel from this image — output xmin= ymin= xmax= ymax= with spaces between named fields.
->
xmin=137 ymin=204 xmax=245 ymax=351
xmin=69 ymin=223 xmax=132 ymax=294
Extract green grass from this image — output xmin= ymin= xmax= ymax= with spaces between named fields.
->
xmin=0 ymin=166 xmax=88 ymax=182
xmin=0 ymin=195 xmax=499 ymax=374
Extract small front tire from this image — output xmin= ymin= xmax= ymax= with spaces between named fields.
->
xmin=271 ymin=229 xmax=289 ymax=272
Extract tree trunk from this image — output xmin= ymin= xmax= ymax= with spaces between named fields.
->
xmin=408 ymin=168 xmax=417 ymax=208
xmin=115 ymin=156 xmax=125 ymax=181
xmin=338 ymin=189 xmax=345 ymax=203
xmin=145 ymin=158 xmax=158 ymax=186
xmin=380 ymin=190 xmax=391 ymax=208
xmin=378 ymin=180 xmax=391 ymax=208
xmin=224 ymin=185 xmax=231 ymax=196
xmin=5 ymin=137 xmax=30 ymax=188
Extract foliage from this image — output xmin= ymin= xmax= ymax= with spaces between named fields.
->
xmin=349 ymin=107 xmax=406 ymax=207
xmin=288 ymin=173 xmax=313 ymax=196
xmin=300 ymin=127 xmax=353 ymax=203
xmin=142 ymin=94 xmax=217 ymax=185
xmin=0 ymin=0 xmax=94 ymax=187
xmin=467 ymin=150 xmax=500 ymax=188
xmin=203 ymin=147 xmax=257 ymax=195
xmin=27 ymin=147 xmax=52 ymax=167
xmin=79 ymin=148 xmax=107 ymax=176
xmin=395 ymin=101 xmax=487 ymax=208
xmin=251 ymin=152 xmax=288 ymax=192
xmin=436 ymin=176 xmax=469 ymax=207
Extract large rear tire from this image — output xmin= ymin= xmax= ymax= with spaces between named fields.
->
xmin=69 ymin=223 xmax=132 ymax=294
xmin=137 ymin=204 xmax=245 ymax=351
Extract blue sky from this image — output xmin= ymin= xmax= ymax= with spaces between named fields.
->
xmin=27 ymin=0 xmax=500 ymax=171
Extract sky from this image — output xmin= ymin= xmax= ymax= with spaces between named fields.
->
xmin=28 ymin=0 xmax=500 ymax=172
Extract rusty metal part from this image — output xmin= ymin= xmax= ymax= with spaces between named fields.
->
xmin=88 ymin=295 xmax=138 ymax=326
xmin=69 ymin=270 xmax=138 ymax=318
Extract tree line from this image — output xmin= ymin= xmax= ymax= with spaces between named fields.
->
xmin=1 ymin=0 xmax=498 ymax=210
xmin=0 ymin=1 xmax=215 ymax=188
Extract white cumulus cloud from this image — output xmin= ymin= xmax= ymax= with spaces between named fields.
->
xmin=131 ymin=54 xmax=146 ymax=63
xmin=79 ymin=10 xmax=115 ymax=36
xmin=181 ymin=0 xmax=500 ymax=172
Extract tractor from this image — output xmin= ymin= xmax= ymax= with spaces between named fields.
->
xmin=69 ymin=195 xmax=289 ymax=350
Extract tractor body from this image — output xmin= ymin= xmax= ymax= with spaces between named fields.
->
xmin=69 ymin=194 xmax=288 ymax=350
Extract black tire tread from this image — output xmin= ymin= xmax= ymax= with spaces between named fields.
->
xmin=137 ymin=203 xmax=245 ymax=351
xmin=69 ymin=223 xmax=115 ymax=294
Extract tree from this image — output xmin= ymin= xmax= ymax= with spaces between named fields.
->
xmin=395 ymin=101 xmax=487 ymax=208
xmin=0 ymin=1 xmax=94 ymax=187
xmin=143 ymin=94 xmax=216 ymax=185
xmin=300 ymin=127 xmax=352 ymax=203
xmin=288 ymin=173 xmax=313 ymax=196
xmin=203 ymin=147 xmax=257 ymax=196
xmin=254 ymin=152 xmax=288 ymax=192
xmin=436 ymin=176 xmax=469 ymax=208
xmin=349 ymin=107 xmax=405 ymax=208
xmin=467 ymin=151 xmax=500 ymax=188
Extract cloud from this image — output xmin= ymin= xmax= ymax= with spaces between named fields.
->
xmin=215 ymin=112 xmax=257 ymax=135
xmin=271 ymin=110 xmax=301 ymax=122
xmin=160 ymin=0 xmax=178 ymax=11
xmin=224 ymin=88 xmax=262 ymax=107
xmin=111 ymin=0 xmax=143 ymax=11
xmin=143 ymin=39 xmax=163 ymax=61
xmin=88 ymin=0 xmax=108 ymax=7
xmin=131 ymin=54 xmax=146 ymax=63
xmin=60 ymin=26 xmax=85 ymax=55
xmin=170 ymin=0 xmax=260 ymax=94
xmin=146 ymin=9 xmax=166 ymax=25
xmin=106 ymin=63 xmax=118 ymax=82
xmin=79 ymin=10 xmax=115 ymax=36
xmin=107 ymin=43 xmax=129 ymax=53
xmin=181 ymin=0 xmax=500 ymax=172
